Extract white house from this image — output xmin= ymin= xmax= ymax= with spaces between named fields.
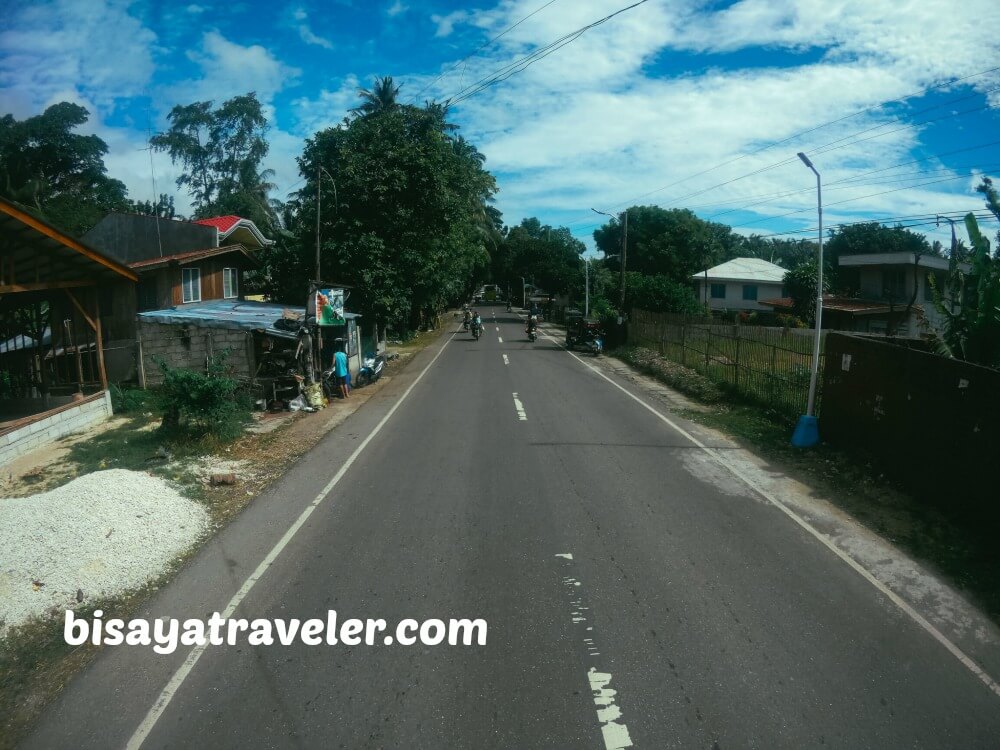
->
xmin=692 ymin=257 xmax=787 ymax=312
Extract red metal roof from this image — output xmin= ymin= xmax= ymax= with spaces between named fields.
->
xmin=192 ymin=215 xmax=243 ymax=233
xmin=759 ymin=295 xmax=916 ymax=316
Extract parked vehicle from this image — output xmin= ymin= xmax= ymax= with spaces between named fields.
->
xmin=356 ymin=353 xmax=386 ymax=387
xmin=566 ymin=318 xmax=604 ymax=355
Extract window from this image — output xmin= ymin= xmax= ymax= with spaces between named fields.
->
xmin=742 ymin=285 xmax=758 ymax=301
xmin=182 ymin=268 xmax=201 ymax=303
xmin=882 ymin=268 xmax=906 ymax=300
xmin=710 ymin=283 xmax=726 ymax=299
xmin=223 ymin=267 xmax=238 ymax=299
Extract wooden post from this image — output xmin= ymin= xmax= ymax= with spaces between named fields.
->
xmin=94 ymin=289 xmax=107 ymax=389
xmin=734 ymin=330 xmax=741 ymax=388
xmin=136 ymin=328 xmax=147 ymax=389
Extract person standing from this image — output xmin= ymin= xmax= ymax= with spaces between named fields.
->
xmin=334 ymin=340 xmax=350 ymax=399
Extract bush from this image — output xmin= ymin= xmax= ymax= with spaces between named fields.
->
xmin=154 ymin=355 xmax=251 ymax=441
xmin=617 ymin=347 xmax=725 ymax=403
xmin=109 ymin=383 xmax=149 ymax=414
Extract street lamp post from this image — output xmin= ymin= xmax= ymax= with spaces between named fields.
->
xmin=792 ymin=151 xmax=823 ymax=448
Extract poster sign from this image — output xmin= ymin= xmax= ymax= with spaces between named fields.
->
xmin=316 ymin=288 xmax=345 ymax=326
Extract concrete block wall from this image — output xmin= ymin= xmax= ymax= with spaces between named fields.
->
xmin=0 ymin=391 xmax=113 ymax=467
xmin=138 ymin=321 xmax=252 ymax=386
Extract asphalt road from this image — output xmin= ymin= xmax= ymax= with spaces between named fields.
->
xmin=22 ymin=305 xmax=1000 ymax=749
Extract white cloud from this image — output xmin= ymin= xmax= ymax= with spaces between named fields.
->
xmin=173 ymin=31 xmax=301 ymax=106
xmin=0 ymin=0 xmax=157 ymax=117
xmin=430 ymin=10 xmax=471 ymax=37
xmin=407 ymin=0 xmax=1000 ymax=244
xmin=293 ymin=7 xmax=334 ymax=49
xmin=387 ymin=1 xmax=408 ymax=18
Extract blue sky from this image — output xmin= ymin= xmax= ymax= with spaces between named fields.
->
xmin=2 ymin=0 xmax=999 ymax=252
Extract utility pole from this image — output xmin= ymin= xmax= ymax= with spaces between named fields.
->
xmin=585 ymin=258 xmax=590 ymax=318
xmin=315 ymin=162 xmax=322 ymax=283
xmin=620 ymin=209 xmax=628 ymax=322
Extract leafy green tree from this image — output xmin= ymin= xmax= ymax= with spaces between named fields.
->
xmin=350 ymin=76 xmax=402 ymax=118
xmin=593 ymin=206 xmax=742 ymax=285
xmin=499 ymin=218 xmax=585 ymax=298
xmin=928 ymin=213 xmax=1000 ymax=368
xmin=623 ymin=272 xmax=702 ymax=314
xmin=976 ymin=176 xmax=1000 ymax=249
xmin=825 ymin=222 xmax=935 ymax=292
xmin=151 ymin=92 xmax=279 ymax=233
xmin=290 ymin=98 xmax=497 ymax=330
xmin=784 ymin=259 xmax=831 ymax=324
xmin=0 ymin=102 xmax=130 ymax=235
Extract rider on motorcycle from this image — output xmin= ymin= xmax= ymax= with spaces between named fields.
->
xmin=472 ymin=311 xmax=483 ymax=336
xmin=525 ymin=314 xmax=538 ymax=337
xmin=463 ymin=309 xmax=472 ymax=329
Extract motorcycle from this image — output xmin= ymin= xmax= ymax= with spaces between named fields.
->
xmin=463 ymin=319 xmax=470 ymax=331
xmin=356 ymin=353 xmax=385 ymax=387
xmin=471 ymin=321 xmax=482 ymax=340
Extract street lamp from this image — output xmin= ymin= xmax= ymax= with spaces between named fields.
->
xmin=791 ymin=151 xmax=823 ymax=448
xmin=592 ymin=208 xmax=628 ymax=321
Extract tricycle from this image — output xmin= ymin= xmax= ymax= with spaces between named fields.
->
xmin=565 ymin=318 xmax=604 ymax=355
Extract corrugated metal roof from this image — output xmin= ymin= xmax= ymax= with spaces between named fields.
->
xmin=138 ymin=299 xmax=360 ymax=340
xmin=192 ymin=215 xmax=243 ymax=233
xmin=692 ymin=257 xmax=787 ymax=283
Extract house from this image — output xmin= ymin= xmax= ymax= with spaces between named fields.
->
xmin=0 ymin=197 xmax=137 ymax=465
xmin=759 ymin=252 xmax=967 ymax=335
xmin=135 ymin=300 xmax=364 ymax=391
xmin=692 ymin=258 xmax=787 ymax=312
xmin=83 ymin=212 xmax=273 ymax=312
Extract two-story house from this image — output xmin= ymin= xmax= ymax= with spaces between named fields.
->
xmin=84 ymin=213 xmax=273 ymax=312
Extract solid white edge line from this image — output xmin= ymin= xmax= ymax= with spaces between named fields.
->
xmin=125 ymin=332 xmax=458 ymax=750
xmin=543 ymin=331 xmax=1000 ymax=699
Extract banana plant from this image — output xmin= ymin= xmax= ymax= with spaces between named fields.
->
xmin=928 ymin=213 xmax=1000 ymax=368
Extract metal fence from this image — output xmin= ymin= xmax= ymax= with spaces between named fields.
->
xmin=822 ymin=333 xmax=998 ymax=505
xmin=629 ymin=309 xmax=824 ymax=418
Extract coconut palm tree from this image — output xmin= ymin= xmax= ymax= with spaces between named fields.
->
xmin=350 ymin=76 xmax=401 ymax=117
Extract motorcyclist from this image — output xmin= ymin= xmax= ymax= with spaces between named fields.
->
xmin=525 ymin=314 xmax=538 ymax=337
xmin=472 ymin=311 xmax=483 ymax=336
xmin=463 ymin=308 xmax=471 ymax=329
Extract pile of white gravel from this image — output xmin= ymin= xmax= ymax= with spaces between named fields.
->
xmin=0 ymin=469 xmax=209 ymax=634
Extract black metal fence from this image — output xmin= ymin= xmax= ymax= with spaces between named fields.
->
xmin=629 ymin=309 xmax=823 ymax=418
xmin=822 ymin=333 xmax=998 ymax=505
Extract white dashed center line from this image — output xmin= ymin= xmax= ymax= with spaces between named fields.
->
xmin=556 ymin=553 xmax=633 ymax=750
xmin=502 ymin=354 xmax=509 ymax=365
xmin=512 ymin=392 xmax=527 ymax=421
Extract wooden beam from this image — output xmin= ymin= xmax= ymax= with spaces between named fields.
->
xmin=0 ymin=200 xmax=139 ymax=282
xmin=0 ymin=280 xmax=95 ymax=294
xmin=64 ymin=289 xmax=98 ymax=332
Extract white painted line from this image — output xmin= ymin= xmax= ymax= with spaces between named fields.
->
xmin=555 ymin=553 xmax=573 ymax=560
xmin=556 ymin=341 xmax=1000 ymax=700
xmin=502 ymin=354 xmax=510 ymax=366
xmin=589 ymin=669 xmax=633 ymax=750
xmin=495 ymin=326 xmax=500 ymax=332
xmin=512 ymin=392 xmax=527 ymax=421
xmin=498 ymin=336 xmax=503 ymax=343
xmin=126 ymin=333 xmax=458 ymax=750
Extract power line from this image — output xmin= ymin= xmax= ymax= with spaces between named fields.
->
xmin=409 ymin=0 xmax=563 ymax=104
xmin=442 ymin=0 xmax=653 ymax=107
xmin=754 ymin=211 xmax=996 ymax=240
xmin=566 ymin=64 xmax=1000 ymax=226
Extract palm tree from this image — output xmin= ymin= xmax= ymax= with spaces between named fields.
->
xmin=350 ymin=76 xmax=401 ymax=117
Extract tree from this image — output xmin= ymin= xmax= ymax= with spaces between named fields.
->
xmin=290 ymin=99 xmax=497 ymax=330
xmin=784 ymin=259 xmax=831 ymax=324
xmin=825 ymin=222 xmax=935 ymax=293
xmin=593 ymin=206 xmax=743 ymax=285
xmin=976 ymin=176 xmax=1000 ymax=249
xmin=0 ymin=102 xmax=130 ymax=235
xmin=151 ymin=92 xmax=279 ymax=233
xmin=623 ymin=272 xmax=702 ymax=315
xmin=927 ymin=213 xmax=1000 ymax=368
xmin=499 ymin=218 xmax=585 ymax=299
xmin=350 ymin=76 xmax=402 ymax=118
